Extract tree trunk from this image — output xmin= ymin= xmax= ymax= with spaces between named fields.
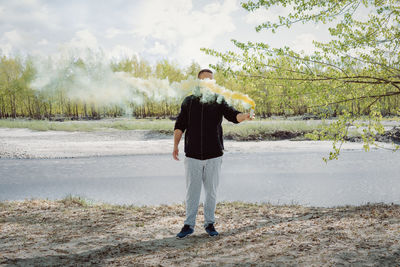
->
xmin=83 ymin=103 xmax=88 ymax=118
xmin=11 ymin=93 xmax=16 ymax=118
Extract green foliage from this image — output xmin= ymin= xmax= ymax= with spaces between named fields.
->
xmin=1 ymin=4 xmax=400 ymax=161
xmin=184 ymin=61 xmax=201 ymax=79
xmin=154 ymin=59 xmax=185 ymax=82
xmin=0 ymin=55 xmax=190 ymax=119
xmin=202 ymin=0 xmax=400 ymax=160
xmin=111 ymin=56 xmax=152 ymax=78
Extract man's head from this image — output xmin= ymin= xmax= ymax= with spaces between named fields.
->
xmin=198 ymin=69 xmax=213 ymax=80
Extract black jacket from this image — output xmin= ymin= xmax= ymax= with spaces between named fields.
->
xmin=174 ymin=94 xmax=241 ymax=160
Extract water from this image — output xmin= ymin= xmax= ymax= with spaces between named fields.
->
xmin=1 ymin=150 xmax=399 ymax=207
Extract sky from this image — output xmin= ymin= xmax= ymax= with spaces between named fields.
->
xmin=0 ymin=0 xmax=339 ymax=69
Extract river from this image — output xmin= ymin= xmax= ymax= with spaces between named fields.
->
xmin=1 ymin=150 xmax=399 ymax=207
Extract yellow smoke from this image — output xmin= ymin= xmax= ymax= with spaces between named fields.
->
xmin=175 ymin=77 xmax=256 ymax=111
xmin=199 ymin=79 xmax=256 ymax=110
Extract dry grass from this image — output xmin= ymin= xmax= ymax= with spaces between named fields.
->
xmin=1 ymin=197 xmax=399 ymax=266
xmin=0 ymin=118 xmax=175 ymax=133
xmin=0 ymin=118 xmax=324 ymax=141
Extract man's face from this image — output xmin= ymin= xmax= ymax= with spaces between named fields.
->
xmin=199 ymin=72 xmax=213 ymax=80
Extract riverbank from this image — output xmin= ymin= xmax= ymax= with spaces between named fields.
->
xmin=0 ymin=117 xmax=324 ymax=136
xmin=1 ymin=197 xmax=399 ymax=266
xmin=0 ymin=118 xmax=399 ymax=158
xmin=0 ymin=127 xmax=397 ymax=159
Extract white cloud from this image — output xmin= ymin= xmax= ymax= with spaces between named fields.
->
xmin=0 ymin=0 xmax=337 ymax=68
xmin=3 ymin=30 xmax=24 ymax=45
xmin=132 ymin=0 xmax=238 ymax=65
xmin=0 ymin=43 xmax=12 ymax=55
xmin=291 ymin=33 xmax=318 ymax=54
xmin=245 ymin=5 xmax=291 ymax=25
xmin=56 ymin=31 xmax=139 ymax=62
xmin=54 ymin=29 xmax=102 ymax=59
xmin=38 ymin=38 xmax=48 ymax=45
xmin=66 ymin=30 xmax=98 ymax=50
xmin=132 ymin=0 xmax=194 ymax=43
xmin=0 ymin=0 xmax=57 ymax=30
xmin=147 ymin=42 xmax=168 ymax=55
xmin=105 ymin=27 xmax=125 ymax=39
xmin=0 ymin=29 xmax=37 ymax=56
xmin=245 ymin=8 xmax=270 ymax=25
xmin=0 ymin=1 xmax=238 ymax=66
xmin=108 ymin=45 xmax=139 ymax=60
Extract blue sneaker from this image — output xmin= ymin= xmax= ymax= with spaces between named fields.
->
xmin=176 ymin=224 xmax=194 ymax=239
xmin=205 ymin=223 xmax=219 ymax=237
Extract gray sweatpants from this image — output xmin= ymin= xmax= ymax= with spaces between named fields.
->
xmin=183 ymin=155 xmax=223 ymax=229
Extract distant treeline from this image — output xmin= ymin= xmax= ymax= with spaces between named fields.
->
xmin=0 ymin=54 xmax=399 ymax=120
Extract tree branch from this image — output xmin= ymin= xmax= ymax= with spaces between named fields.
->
xmin=309 ymin=91 xmax=400 ymax=109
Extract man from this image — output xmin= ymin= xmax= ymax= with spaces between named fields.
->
xmin=173 ymin=69 xmax=254 ymax=239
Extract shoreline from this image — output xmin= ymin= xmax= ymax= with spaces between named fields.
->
xmin=1 ymin=198 xmax=399 ymax=266
xmin=1 ymin=128 xmax=397 ymax=159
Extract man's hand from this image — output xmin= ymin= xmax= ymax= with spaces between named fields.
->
xmin=173 ymin=145 xmax=180 ymax=161
xmin=236 ymin=112 xmax=255 ymax=123
xmin=173 ymin=129 xmax=183 ymax=161
xmin=245 ymin=112 xmax=255 ymax=120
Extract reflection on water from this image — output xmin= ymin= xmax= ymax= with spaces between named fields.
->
xmin=1 ymin=150 xmax=399 ymax=207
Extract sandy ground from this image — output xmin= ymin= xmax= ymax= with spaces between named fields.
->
xmin=0 ymin=128 xmax=395 ymax=159
xmin=1 ymin=128 xmax=399 ymax=266
xmin=0 ymin=199 xmax=399 ymax=266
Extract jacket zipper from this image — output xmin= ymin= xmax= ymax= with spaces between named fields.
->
xmin=200 ymin=102 xmax=203 ymax=160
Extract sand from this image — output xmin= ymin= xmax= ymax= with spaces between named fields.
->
xmin=1 ymin=128 xmax=399 ymax=266
xmin=0 ymin=128 xmax=394 ymax=159
xmin=0 ymin=199 xmax=399 ymax=266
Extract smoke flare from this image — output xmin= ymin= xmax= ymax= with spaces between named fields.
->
xmin=30 ymin=54 xmax=256 ymax=115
